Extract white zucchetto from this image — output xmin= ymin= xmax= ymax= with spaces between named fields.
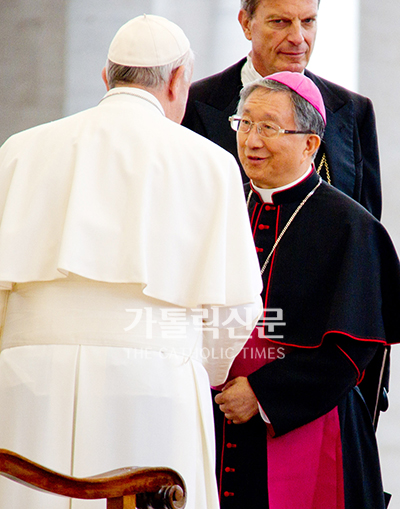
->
xmin=107 ymin=14 xmax=191 ymax=67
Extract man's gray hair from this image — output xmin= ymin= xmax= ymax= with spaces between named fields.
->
xmin=237 ymin=78 xmax=325 ymax=140
xmin=106 ymin=49 xmax=194 ymax=90
xmin=241 ymin=0 xmax=320 ymax=18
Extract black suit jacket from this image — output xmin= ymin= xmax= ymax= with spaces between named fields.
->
xmin=182 ymin=58 xmax=382 ymax=219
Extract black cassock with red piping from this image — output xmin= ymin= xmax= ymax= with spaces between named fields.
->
xmin=213 ymin=169 xmax=400 ymax=509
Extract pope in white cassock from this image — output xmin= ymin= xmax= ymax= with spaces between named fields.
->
xmin=0 ymin=15 xmax=262 ymax=509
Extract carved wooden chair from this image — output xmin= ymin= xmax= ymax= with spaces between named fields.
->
xmin=0 ymin=449 xmax=186 ymax=509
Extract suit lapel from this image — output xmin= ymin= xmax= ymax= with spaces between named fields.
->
xmin=192 ymin=60 xmax=245 ymax=157
xmin=323 ymin=103 xmax=356 ymax=197
xmin=306 ymin=70 xmax=357 ymax=197
xmin=194 ymin=97 xmax=240 ymax=156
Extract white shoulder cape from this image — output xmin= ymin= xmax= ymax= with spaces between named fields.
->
xmin=0 ymin=88 xmax=261 ymax=308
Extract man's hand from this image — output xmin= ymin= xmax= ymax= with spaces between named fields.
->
xmin=214 ymin=376 xmax=259 ymax=424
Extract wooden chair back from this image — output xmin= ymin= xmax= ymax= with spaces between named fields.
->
xmin=0 ymin=449 xmax=186 ymax=508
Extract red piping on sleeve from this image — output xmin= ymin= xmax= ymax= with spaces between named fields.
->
xmin=336 ymin=344 xmax=361 ymax=382
xmin=357 ymin=370 xmax=366 ymax=385
xmin=260 ymin=330 xmax=388 ymax=349
xmin=323 ymin=330 xmax=387 ymax=344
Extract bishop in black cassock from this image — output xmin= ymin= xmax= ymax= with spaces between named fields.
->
xmin=213 ymin=72 xmax=400 ymax=509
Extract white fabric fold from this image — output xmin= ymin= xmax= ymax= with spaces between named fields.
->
xmin=0 ymin=88 xmax=261 ymax=308
xmin=0 ymin=277 xmax=261 ymax=509
xmin=0 ymin=277 xmax=261 ymax=389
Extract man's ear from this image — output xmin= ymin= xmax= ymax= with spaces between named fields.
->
xmin=238 ymin=9 xmax=252 ymax=40
xmin=101 ymin=67 xmax=110 ymax=91
xmin=168 ymin=65 xmax=186 ymax=100
xmin=304 ymin=134 xmax=321 ymax=160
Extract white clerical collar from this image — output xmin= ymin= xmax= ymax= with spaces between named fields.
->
xmin=241 ymin=55 xmax=263 ymax=86
xmin=100 ymin=87 xmax=166 ymax=116
xmin=251 ymin=166 xmax=313 ymax=203
xmin=241 ymin=54 xmax=305 ymax=86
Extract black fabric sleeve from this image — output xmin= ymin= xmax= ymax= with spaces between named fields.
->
xmin=181 ymin=88 xmax=207 ymax=136
xmin=355 ymin=97 xmax=382 ymax=220
xmin=247 ymin=335 xmax=378 ymax=437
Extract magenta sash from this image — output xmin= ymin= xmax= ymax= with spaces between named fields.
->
xmin=227 ymin=328 xmax=345 ymax=508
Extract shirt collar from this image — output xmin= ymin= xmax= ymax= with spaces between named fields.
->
xmin=251 ymin=166 xmax=314 ymax=204
xmin=241 ymin=55 xmax=263 ymax=86
xmin=100 ymin=87 xmax=166 ymax=116
xmin=241 ymin=54 xmax=305 ymax=86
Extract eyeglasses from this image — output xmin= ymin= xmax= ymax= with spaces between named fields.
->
xmin=229 ymin=116 xmax=315 ymax=139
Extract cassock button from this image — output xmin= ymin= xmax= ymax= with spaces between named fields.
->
xmin=256 ymin=247 xmax=264 ymax=253
xmin=258 ymin=224 xmax=270 ymax=230
xmin=225 ymin=467 xmax=236 ymax=472
xmin=224 ymin=491 xmax=235 ymax=497
xmin=226 ymin=443 xmax=237 ymax=449
xmin=227 ymin=419 xmax=232 ymax=425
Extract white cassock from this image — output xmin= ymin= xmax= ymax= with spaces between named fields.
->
xmin=0 ymin=88 xmax=262 ymax=509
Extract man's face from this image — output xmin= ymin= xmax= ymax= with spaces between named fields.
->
xmin=237 ymin=88 xmax=314 ymax=188
xmin=239 ymin=0 xmax=318 ymax=77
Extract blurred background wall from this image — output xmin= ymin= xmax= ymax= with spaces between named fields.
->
xmin=1 ymin=0 xmax=400 ymax=505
